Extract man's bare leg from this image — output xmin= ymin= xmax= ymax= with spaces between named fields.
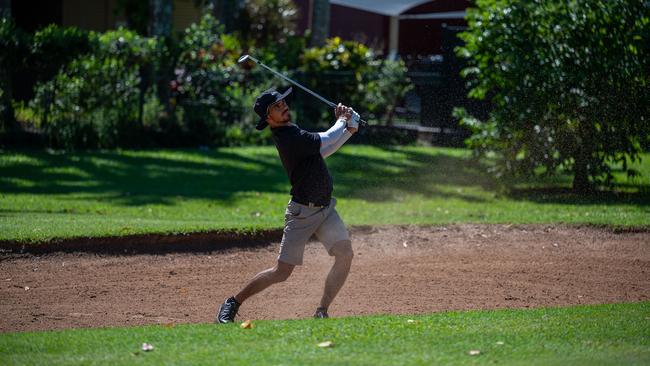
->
xmin=319 ymin=241 xmax=354 ymax=311
xmin=234 ymin=260 xmax=295 ymax=304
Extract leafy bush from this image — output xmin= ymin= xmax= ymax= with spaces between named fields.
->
xmin=298 ymin=37 xmax=411 ymax=127
xmin=173 ymin=13 xmax=265 ymax=146
xmin=363 ymin=59 xmax=412 ymax=125
xmin=30 ymin=28 xmax=158 ymax=148
xmin=298 ymin=37 xmax=376 ymax=126
xmin=237 ymin=0 xmax=298 ymax=49
xmin=31 ymin=25 xmax=95 ymax=85
xmin=456 ymin=0 xmax=650 ymax=191
xmin=0 ymin=18 xmax=29 ymax=132
xmin=94 ymin=28 xmax=158 ymax=64
xmin=31 ymin=56 xmax=142 ymax=149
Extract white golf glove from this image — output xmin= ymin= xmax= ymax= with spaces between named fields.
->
xmin=347 ymin=110 xmax=360 ymax=129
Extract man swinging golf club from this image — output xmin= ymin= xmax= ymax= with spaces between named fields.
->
xmin=217 ymin=86 xmax=360 ymax=322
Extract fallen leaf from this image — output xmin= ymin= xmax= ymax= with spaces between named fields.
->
xmin=141 ymin=343 xmax=154 ymax=352
xmin=468 ymin=350 xmax=480 ymax=356
xmin=240 ymin=319 xmax=253 ymax=329
xmin=318 ymin=341 xmax=334 ymax=348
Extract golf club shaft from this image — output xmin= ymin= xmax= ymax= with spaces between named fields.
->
xmin=244 ymin=55 xmax=368 ymax=127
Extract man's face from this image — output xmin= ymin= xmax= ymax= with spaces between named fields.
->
xmin=266 ymin=99 xmax=290 ymax=127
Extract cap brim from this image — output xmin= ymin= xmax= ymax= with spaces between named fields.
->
xmin=277 ymin=87 xmax=292 ymax=101
xmin=257 ymin=87 xmax=293 ymax=130
xmin=255 ymin=119 xmax=268 ymax=130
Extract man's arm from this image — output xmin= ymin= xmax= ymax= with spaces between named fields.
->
xmin=320 ymin=108 xmax=359 ymax=158
xmin=321 ymin=129 xmax=353 ymax=158
xmin=317 ymin=118 xmax=347 ymax=151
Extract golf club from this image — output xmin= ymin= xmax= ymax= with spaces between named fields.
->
xmin=238 ymin=54 xmax=368 ymax=127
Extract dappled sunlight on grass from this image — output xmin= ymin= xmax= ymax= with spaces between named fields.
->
xmin=0 ymin=146 xmax=648 ymax=241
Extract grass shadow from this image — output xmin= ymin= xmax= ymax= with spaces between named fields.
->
xmin=1 ymin=147 xmax=648 ymax=209
xmin=330 ymin=146 xmax=498 ymax=202
xmin=508 ymin=186 xmax=650 ymax=208
xmin=0 ymin=149 xmax=288 ymax=206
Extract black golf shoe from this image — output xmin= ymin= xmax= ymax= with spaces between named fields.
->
xmin=216 ymin=296 xmax=240 ymax=323
xmin=313 ymin=307 xmax=329 ymax=319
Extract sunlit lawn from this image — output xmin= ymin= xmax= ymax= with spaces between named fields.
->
xmin=1 ymin=146 xmax=648 ymax=242
xmin=1 ymin=302 xmax=648 ymax=365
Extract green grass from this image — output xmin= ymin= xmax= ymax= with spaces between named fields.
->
xmin=1 ymin=146 xmax=648 ymax=242
xmin=1 ymin=302 xmax=648 ymax=365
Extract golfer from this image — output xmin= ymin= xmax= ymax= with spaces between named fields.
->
xmin=217 ymin=87 xmax=359 ymax=322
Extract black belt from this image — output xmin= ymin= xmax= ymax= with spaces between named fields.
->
xmin=292 ymin=198 xmax=329 ymax=208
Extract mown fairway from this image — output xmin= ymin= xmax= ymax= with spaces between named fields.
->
xmin=1 ymin=302 xmax=648 ymax=365
xmin=1 ymin=146 xmax=648 ymax=242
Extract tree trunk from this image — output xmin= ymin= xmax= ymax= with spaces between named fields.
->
xmin=0 ymin=0 xmax=10 ymax=18
xmin=0 ymin=0 xmax=14 ymax=133
xmin=150 ymin=0 xmax=172 ymax=38
xmin=572 ymin=147 xmax=592 ymax=193
xmin=0 ymin=69 xmax=17 ymax=134
xmin=384 ymin=101 xmax=396 ymax=126
xmin=150 ymin=0 xmax=172 ymax=114
xmin=309 ymin=0 xmax=330 ymax=47
xmin=208 ymin=0 xmax=240 ymax=33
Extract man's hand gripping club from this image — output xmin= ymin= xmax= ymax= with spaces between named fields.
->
xmin=335 ymin=103 xmax=360 ymax=133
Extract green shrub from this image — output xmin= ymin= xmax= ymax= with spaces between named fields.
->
xmin=0 ymin=18 xmax=29 ymax=132
xmin=363 ymin=58 xmax=412 ymax=125
xmin=237 ymin=0 xmax=299 ymax=50
xmin=173 ymin=13 xmax=264 ymax=146
xmin=298 ymin=37 xmax=411 ymax=127
xmin=31 ymin=56 xmax=142 ymax=149
xmin=30 ymin=28 xmax=157 ymax=149
xmin=298 ymin=37 xmax=376 ymax=126
xmin=456 ymin=0 xmax=650 ymax=191
xmin=31 ymin=25 xmax=95 ymax=85
xmin=94 ymin=27 xmax=159 ymax=64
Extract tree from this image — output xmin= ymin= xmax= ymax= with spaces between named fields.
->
xmin=115 ymin=0 xmax=151 ymax=35
xmin=237 ymin=0 xmax=298 ymax=49
xmin=149 ymin=0 xmax=172 ymax=38
xmin=196 ymin=0 xmax=243 ymax=33
xmin=149 ymin=0 xmax=173 ymax=113
xmin=309 ymin=0 xmax=329 ymax=47
xmin=0 ymin=0 xmax=10 ymax=19
xmin=456 ymin=0 xmax=650 ymax=191
xmin=0 ymin=17 xmax=27 ymax=134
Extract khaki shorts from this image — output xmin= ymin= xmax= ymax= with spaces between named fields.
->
xmin=278 ymin=198 xmax=350 ymax=265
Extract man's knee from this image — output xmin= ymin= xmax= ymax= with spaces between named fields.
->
xmin=330 ymin=240 xmax=353 ymax=262
xmin=273 ymin=261 xmax=294 ymax=282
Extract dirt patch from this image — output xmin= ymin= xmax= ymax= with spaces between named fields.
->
xmin=1 ymin=224 xmax=648 ymax=333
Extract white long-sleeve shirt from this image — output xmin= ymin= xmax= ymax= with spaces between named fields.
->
xmin=318 ymin=118 xmax=353 ymax=158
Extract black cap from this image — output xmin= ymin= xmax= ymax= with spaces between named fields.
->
xmin=254 ymin=87 xmax=292 ymax=130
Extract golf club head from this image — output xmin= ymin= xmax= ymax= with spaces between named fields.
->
xmin=237 ymin=54 xmax=250 ymax=64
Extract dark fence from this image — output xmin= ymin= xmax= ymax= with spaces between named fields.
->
xmin=282 ymin=26 xmax=490 ymax=147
